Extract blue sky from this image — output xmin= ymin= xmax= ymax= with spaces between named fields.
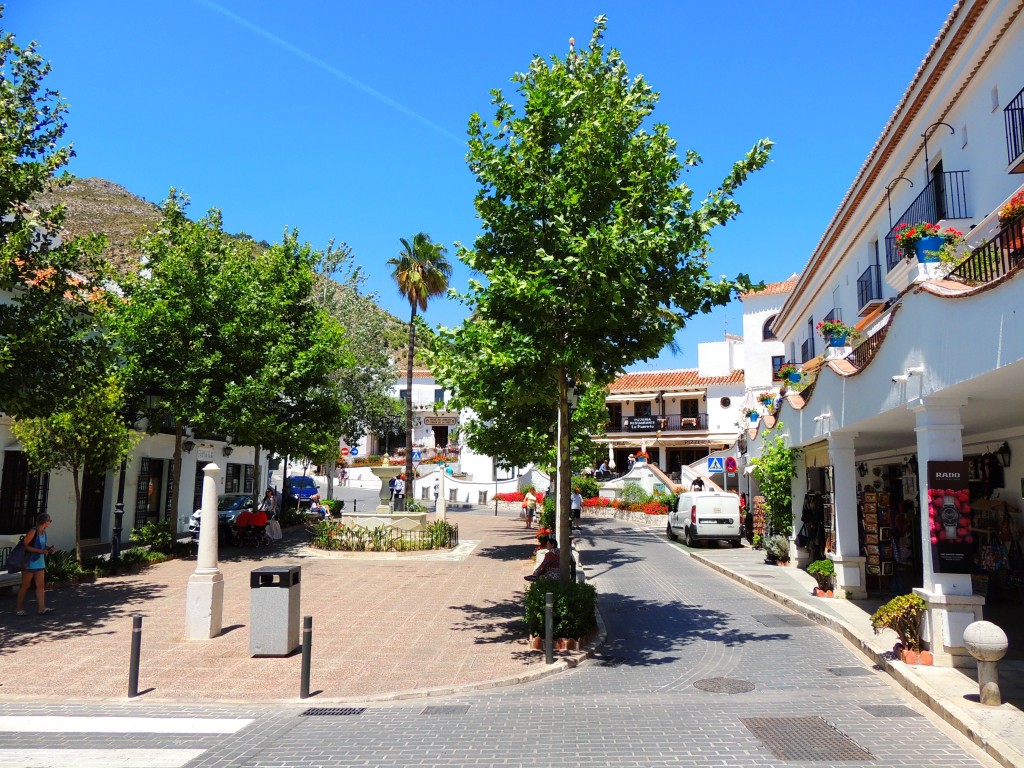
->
xmin=7 ymin=1 xmax=955 ymax=370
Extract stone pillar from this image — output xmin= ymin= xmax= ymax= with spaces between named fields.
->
xmin=436 ymin=468 xmax=447 ymax=522
xmin=828 ymin=432 xmax=866 ymax=599
xmin=791 ymin=463 xmax=809 ymax=567
xmin=185 ymin=462 xmax=224 ymax=639
xmin=910 ymin=398 xmax=984 ymax=667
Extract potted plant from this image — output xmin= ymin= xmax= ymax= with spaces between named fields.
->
xmin=634 ymin=450 xmax=650 ymax=464
xmin=765 ymin=534 xmax=790 ymax=564
xmin=743 ymin=407 xmax=759 ymax=423
xmin=815 ymin=319 xmax=859 ymax=348
xmin=893 ymin=221 xmax=964 ymax=262
xmin=870 ymin=593 xmax=931 ymax=664
xmin=758 ymin=392 xmax=776 ymax=407
xmin=807 ymin=558 xmax=835 ymax=596
xmin=778 ymin=364 xmax=802 ymax=384
xmin=998 ymin=190 xmax=1024 ymax=226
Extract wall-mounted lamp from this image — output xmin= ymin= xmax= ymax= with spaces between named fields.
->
xmin=905 ymin=366 xmax=924 ymax=377
xmin=857 ymin=462 xmax=868 ymax=478
xmin=813 ymin=413 xmax=830 ymax=422
xmin=222 ymin=445 xmax=234 ymax=457
xmin=995 ymin=441 xmax=1012 ymax=468
xmin=183 ymin=439 xmax=196 ymax=454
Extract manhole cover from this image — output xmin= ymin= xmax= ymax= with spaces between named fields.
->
xmin=741 ymin=716 xmax=873 ymax=761
xmin=860 ymin=704 xmax=921 ymax=718
xmin=827 ymin=667 xmax=874 ymax=677
xmin=421 ymin=705 xmax=469 ymax=715
xmin=752 ymin=613 xmax=816 ymax=628
xmin=694 ymin=677 xmax=755 ymax=694
xmin=300 ymin=707 xmax=366 ymax=717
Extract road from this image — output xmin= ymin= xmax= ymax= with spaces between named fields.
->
xmin=0 ymin=517 xmax=999 ymax=767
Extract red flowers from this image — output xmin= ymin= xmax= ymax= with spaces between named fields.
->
xmin=894 ymin=222 xmax=962 ymax=258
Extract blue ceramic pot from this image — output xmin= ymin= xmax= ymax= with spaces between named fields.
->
xmin=914 ymin=235 xmax=944 ymax=262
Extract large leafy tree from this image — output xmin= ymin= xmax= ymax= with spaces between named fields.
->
xmin=433 ymin=17 xmax=771 ymax=582
xmin=0 ymin=12 xmax=110 ymax=418
xmin=388 ymin=233 xmax=451 ymax=494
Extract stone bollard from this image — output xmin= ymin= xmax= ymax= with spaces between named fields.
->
xmin=963 ymin=621 xmax=1008 ymax=706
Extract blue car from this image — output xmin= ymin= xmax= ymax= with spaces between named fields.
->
xmin=283 ymin=475 xmax=319 ymax=509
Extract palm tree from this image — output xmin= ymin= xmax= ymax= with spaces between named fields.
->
xmin=388 ymin=233 xmax=451 ymax=500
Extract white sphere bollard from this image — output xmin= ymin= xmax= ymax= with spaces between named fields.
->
xmin=963 ymin=621 xmax=1008 ymax=706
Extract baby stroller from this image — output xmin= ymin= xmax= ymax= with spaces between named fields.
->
xmin=235 ymin=510 xmax=272 ymax=547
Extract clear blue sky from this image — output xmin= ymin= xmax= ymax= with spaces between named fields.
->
xmin=7 ymin=1 xmax=954 ymax=370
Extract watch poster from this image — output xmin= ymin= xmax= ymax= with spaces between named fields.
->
xmin=926 ymin=461 xmax=973 ymax=574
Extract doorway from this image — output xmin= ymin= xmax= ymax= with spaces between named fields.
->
xmin=79 ymin=467 xmax=106 ymax=539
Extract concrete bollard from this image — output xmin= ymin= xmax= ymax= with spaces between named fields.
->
xmin=545 ymin=592 xmax=554 ymax=665
xmin=963 ymin=620 xmax=1008 ymax=706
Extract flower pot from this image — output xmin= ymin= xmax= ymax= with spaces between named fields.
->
xmin=787 ymin=372 xmax=801 ymax=384
xmin=814 ymin=588 xmax=824 ymax=597
xmin=918 ymin=650 xmax=933 ymax=666
xmin=901 ymin=649 xmax=918 ymax=665
xmin=914 ymin=235 xmax=944 ymax=262
xmin=828 ymin=333 xmax=848 ymax=348
xmin=748 ymin=413 xmax=759 ymax=423
xmin=825 ymin=590 xmax=833 ymax=598
xmin=634 ymin=457 xmax=646 ymax=465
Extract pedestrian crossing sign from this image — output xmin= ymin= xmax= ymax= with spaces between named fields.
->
xmin=707 ymin=456 xmax=724 ymax=473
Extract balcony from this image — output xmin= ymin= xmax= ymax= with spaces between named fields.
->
xmin=800 ymin=338 xmax=815 ymax=363
xmin=884 ymin=170 xmax=971 ymax=270
xmin=947 ymin=213 xmax=1024 ymax=285
xmin=1006 ymin=84 xmax=1024 ymax=173
xmin=612 ymin=414 xmax=709 ymax=432
xmin=856 ymin=264 xmax=885 ymax=315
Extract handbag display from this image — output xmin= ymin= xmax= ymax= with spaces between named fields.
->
xmin=796 ymin=523 xmax=808 ymax=548
xmin=5 ymin=538 xmax=27 ymax=573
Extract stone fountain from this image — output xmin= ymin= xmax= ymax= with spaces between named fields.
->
xmin=341 ymin=456 xmax=428 ymax=532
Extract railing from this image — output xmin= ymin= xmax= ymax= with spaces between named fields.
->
xmin=613 ymin=413 xmax=709 ymax=432
xmin=946 ymin=214 xmax=1024 ymax=285
xmin=1006 ymin=85 xmax=1024 ymax=169
xmin=857 ymin=264 xmax=884 ymax=310
xmin=884 ymin=170 xmax=971 ymax=270
xmin=800 ymin=338 xmax=815 ymax=363
xmin=845 ymin=304 xmax=901 ymax=372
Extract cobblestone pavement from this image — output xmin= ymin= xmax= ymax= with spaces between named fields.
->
xmin=0 ymin=517 xmax=1001 ymax=767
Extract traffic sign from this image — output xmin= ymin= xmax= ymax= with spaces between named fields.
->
xmin=349 ymin=447 xmax=359 ymax=457
xmin=725 ymin=456 xmax=738 ymax=473
xmin=411 ymin=450 xmax=422 ymax=463
xmin=341 ymin=446 xmax=350 ymax=456
xmin=707 ymin=456 xmax=724 ymax=473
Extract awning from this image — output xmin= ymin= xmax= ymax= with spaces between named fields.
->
xmin=604 ymin=392 xmax=658 ymax=402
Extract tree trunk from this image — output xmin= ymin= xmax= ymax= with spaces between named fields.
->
xmin=405 ymin=305 xmax=417 ymax=501
xmin=72 ymin=466 xmax=83 ymax=563
xmin=252 ymin=442 xmax=262 ymax=503
xmin=170 ymin=422 xmax=183 ymax=533
xmin=557 ymin=368 xmax=572 ymax=586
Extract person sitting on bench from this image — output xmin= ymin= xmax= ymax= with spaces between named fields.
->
xmin=525 ymin=537 xmax=559 ymax=581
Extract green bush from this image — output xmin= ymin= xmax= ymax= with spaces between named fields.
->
xmin=45 ymin=550 xmax=85 ymax=583
xmin=279 ymin=505 xmax=307 ymax=527
xmin=523 ymin=579 xmax=597 ymax=639
xmin=426 ymin=519 xmax=457 ymax=548
xmin=765 ymin=534 xmax=790 ymax=561
xmin=618 ymin=483 xmax=650 ymax=508
xmin=539 ymin=495 xmax=556 ymax=531
xmin=325 ymin=499 xmax=345 ymax=516
xmin=572 ymin=475 xmax=600 ymax=499
xmin=871 ymin=593 xmax=926 ymax=652
xmin=129 ymin=520 xmax=175 ymax=554
xmin=807 ymin=558 xmax=835 ymax=590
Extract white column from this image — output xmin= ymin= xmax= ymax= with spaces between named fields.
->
xmin=436 ymin=467 xmax=447 ymax=521
xmin=911 ymin=398 xmax=984 ymax=667
xmin=185 ymin=462 xmax=224 ymax=640
xmin=828 ymin=432 xmax=866 ymax=599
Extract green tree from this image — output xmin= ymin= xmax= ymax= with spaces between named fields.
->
xmin=11 ymin=376 xmax=138 ymax=560
xmin=388 ymin=233 xmax=451 ymax=494
xmin=751 ymin=423 xmax=800 ymax=536
xmin=0 ymin=13 xmax=111 ymax=418
xmin=433 ymin=17 xmax=771 ymax=582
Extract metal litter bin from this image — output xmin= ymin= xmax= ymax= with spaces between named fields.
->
xmin=249 ymin=565 xmax=301 ymax=656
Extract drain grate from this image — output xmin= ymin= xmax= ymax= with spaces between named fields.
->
xmin=693 ymin=677 xmax=755 ymax=694
xmin=860 ymin=704 xmax=921 ymax=718
xmin=752 ymin=613 xmax=816 ymax=628
xmin=827 ymin=667 xmax=874 ymax=677
xmin=742 ymin=716 xmax=873 ymax=761
xmin=421 ymin=705 xmax=470 ymax=715
xmin=300 ymin=707 xmax=366 ymax=717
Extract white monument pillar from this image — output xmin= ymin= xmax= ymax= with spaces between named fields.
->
xmin=185 ymin=462 xmax=224 ymax=639
xmin=911 ymin=397 xmax=984 ymax=667
xmin=828 ymin=432 xmax=867 ymax=599
xmin=436 ymin=466 xmax=447 ymax=522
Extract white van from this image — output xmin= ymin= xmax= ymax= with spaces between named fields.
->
xmin=667 ymin=491 xmax=742 ymax=548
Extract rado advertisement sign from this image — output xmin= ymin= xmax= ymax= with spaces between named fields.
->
xmin=926 ymin=461 xmax=973 ymax=574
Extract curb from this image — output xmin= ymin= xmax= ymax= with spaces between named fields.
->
xmin=689 ymin=551 xmax=1022 ymax=768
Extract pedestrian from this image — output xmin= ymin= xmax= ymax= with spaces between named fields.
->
xmin=598 ymin=460 xmax=608 ymax=480
xmin=524 ymin=537 xmax=559 ymax=581
xmin=571 ymin=487 xmax=583 ymax=529
xmin=259 ymin=487 xmax=277 ymax=517
xmin=16 ymin=512 xmax=57 ymax=616
xmin=388 ymin=475 xmax=396 ymax=500
xmin=627 ymin=454 xmax=635 ymax=471
xmin=741 ymin=493 xmax=753 ymax=543
xmin=394 ymin=474 xmax=406 ymax=511
xmin=523 ymin=489 xmax=537 ymax=529
xmin=691 ymin=476 xmax=705 ymax=492
xmin=433 ymin=478 xmax=440 ymax=505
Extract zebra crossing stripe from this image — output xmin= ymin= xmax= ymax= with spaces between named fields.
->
xmin=0 ymin=750 xmax=204 ymax=768
xmin=0 ymin=715 xmax=252 ymax=733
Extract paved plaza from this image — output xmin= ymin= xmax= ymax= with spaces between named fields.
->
xmin=0 ymin=512 xmax=1016 ymax=767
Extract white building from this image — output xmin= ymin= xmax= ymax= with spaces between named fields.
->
xmin=747 ymin=0 xmax=1024 ymax=667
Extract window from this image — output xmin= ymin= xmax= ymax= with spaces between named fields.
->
xmin=634 ymin=401 xmax=652 ymax=417
xmin=434 ymin=388 xmax=445 ymax=404
xmin=771 ymin=356 xmax=786 ymax=379
xmin=719 ymin=397 xmax=731 ymax=409
xmin=680 ymin=399 xmax=699 ymax=417
xmin=762 ymin=315 xmax=777 ymax=340
xmin=607 ymin=403 xmax=622 ymax=430
xmin=0 ymin=451 xmax=49 ymax=534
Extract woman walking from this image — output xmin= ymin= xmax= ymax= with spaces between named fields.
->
xmin=16 ymin=512 xmax=56 ymax=616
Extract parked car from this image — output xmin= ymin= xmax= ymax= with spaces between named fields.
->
xmin=188 ymin=493 xmax=255 ymax=544
xmin=283 ymin=475 xmax=319 ymax=509
xmin=666 ymin=491 xmax=742 ymax=548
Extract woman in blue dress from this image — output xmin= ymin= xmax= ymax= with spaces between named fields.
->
xmin=16 ymin=512 xmax=56 ymax=616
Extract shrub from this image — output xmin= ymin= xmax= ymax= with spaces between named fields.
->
xmin=45 ymin=550 xmax=85 ymax=583
xmin=129 ymin=520 xmax=175 ymax=554
xmin=871 ymin=593 xmax=927 ymax=652
xmin=325 ymin=499 xmax=345 ymax=516
xmin=582 ymin=496 xmax=609 ymax=507
xmin=426 ymin=519 xmax=457 ymax=548
xmin=807 ymin=559 xmax=835 ymax=590
xmin=572 ymin=475 xmax=600 ymax=499
xmin=618 ymin=483 xmax=650 ymax=508
xmin=496 ymin=491 xmax=525 ymax=502
xmin=523 ymin=580 xmax=597 ymax=639
xmin=279 ymin=505 xmax=307 ymax=527
xmin=765 ymin=534 xmax=790 ymax=561
xmin=120 ymin=547 xmax=151 ymax=567
xmin=538 ymin=495 xmax=556 ymax=531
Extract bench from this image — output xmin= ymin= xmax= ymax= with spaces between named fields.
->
xmin=0 ymin=546 xmax=23 ymax=592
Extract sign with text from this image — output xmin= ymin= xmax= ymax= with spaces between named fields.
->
xmin=423 ymin=415 xmax=458 ymax=426
xmin=927 ymin=460 xmax=973 ymax=574
xmin=628 ymin=416 xmax=659 ymax=432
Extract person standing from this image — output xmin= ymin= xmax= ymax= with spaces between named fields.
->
xmin=523 ymin=489 xmax=537 ymax=529
xmin=570 ymin=487 xmax=583 ymax=529
xmin=16 ymin=513 xmax=56 ymax=616
xmin=394 ymin=474 xmax=406 ymax=511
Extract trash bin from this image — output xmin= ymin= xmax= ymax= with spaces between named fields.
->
xmin=249 ymin=565 xmax=301 ymax=656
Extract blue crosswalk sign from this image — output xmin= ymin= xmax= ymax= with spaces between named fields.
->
xmin=412 ymin=450 xmax=422 ymax=463
xmin=707 ymin=456 xmax=724 ymax=473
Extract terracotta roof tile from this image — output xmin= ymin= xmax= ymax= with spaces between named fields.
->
xmin=609 ymin=368 xmax=744 ymax=392
xmin=739 ymin=276 xmax=798 ymax=300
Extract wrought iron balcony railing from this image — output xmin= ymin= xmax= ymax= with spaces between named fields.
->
xmin=946 ymin=214 xmax=1024 ymax=285
xmin=800 ymin=338 xmax=815 ymax=363
xmin=1006 ymin=84 xmax=1024 ymax=172
xmin=856 ymin=264 xmax=884 ymax=313
xmin=884 ymin=170 xmax=970 ymax=270
xmin=608 ymin=413 xmax=709 ymax=433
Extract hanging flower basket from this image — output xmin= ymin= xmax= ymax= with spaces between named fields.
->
xmin=894 ymin=222 xmax=963 ymax=261
xmin=816 ymin=320 xmax=858 ymax=347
